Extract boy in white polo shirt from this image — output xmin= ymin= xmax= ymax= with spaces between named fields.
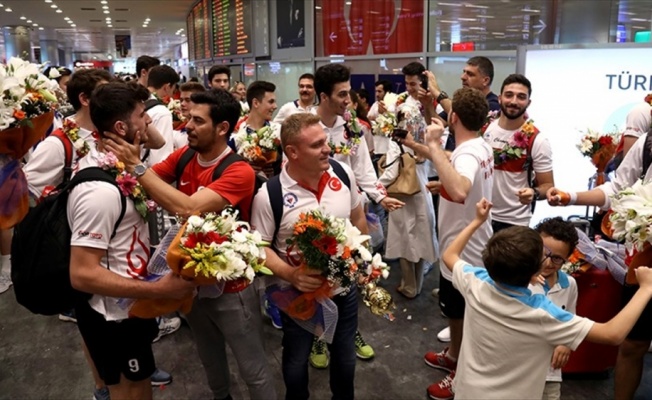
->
xmin=530 ymin=217 xmax=580 ymax=400
xmin=440 ymin=198 xmax=652 ymax=400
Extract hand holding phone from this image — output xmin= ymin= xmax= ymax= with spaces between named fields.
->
xmin=420 ymin=74 xmax=429 ymax=91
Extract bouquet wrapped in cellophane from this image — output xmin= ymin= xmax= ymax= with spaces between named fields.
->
xmin=1 ymin=57 xmax=59 ymax=228
xmin=267 ymin=209 xmax=389 ymax=343
xmin=577 ymin=128 xmax=620 ymax=185
xmin=127 ymin=208 xmax=272 ymax=318
xmin=232 ymin=124 xmax=280 ymax=165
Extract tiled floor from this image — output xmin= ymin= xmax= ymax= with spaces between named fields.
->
xmin=1 ymin=263 xmax=651 ymax=400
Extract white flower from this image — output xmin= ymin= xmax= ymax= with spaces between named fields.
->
xmin=383 ymin=92 xmax=399 ymax=106
xmin=187 ymin=215 xmax=203 ymax=229
xmin=73 ymin=139 xmax=86 ymax=151
xmin=201 ymin=221 xmax=217 ymax=233
xmin=48 ymin=68 xmax=61 ymax=79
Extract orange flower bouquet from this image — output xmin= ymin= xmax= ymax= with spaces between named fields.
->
xmin=267 ymin=209 xmax=388 ymax=342
xmin=577 ymin=128 xmax=620 ymax=185
xmin=232 ymin=124 xmax=280 ymax=165
xmin=0 ymin=58 xmax=58 ymax=228
xmin=127 ymin=208 xmax=272 ymax=318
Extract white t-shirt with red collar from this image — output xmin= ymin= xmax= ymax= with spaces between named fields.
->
xmin=67 ymin=148 xmax=151 ymax=321
xmin=251 ymin=161 xmax=361 ymax=264
xmin=483 ymin=119 xmax=553 ymax=226
xmin=438 ymin=137 xmax=494 ymax=282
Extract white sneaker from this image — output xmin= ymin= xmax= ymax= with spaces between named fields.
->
xmin=432 ymin=288 xmax=439 ymax=298
xmin=153 ymin=316 xmax=181 ymax=343
xmin=437 ymin=326 xmax=451 ymax=343
xmin=0 ymin=274 xmax=12 ymax=294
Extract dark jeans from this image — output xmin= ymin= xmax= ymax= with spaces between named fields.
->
xmin=491 ymin=220 xmax=516 ymax=233
xmin=280 ymin=289 xmax=358 ymax=400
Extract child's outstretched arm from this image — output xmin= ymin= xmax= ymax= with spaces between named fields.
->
xmin=585 ymin=266 xmax=652 ymax=345
xmin=442 ymin=198 xmax=492 ymax=272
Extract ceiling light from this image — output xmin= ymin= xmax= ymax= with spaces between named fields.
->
xmin=64 ymin=16 xmax=69 ymax=20
xmin=621 ymin=11 xmax=636 ymax=15
xmin=38 ymin=27 xmax=44 ymax=30
xmin=102 ymin=5 xmax=108 ymax=9
xmin=181 ymin=34 xmax=186 ymax=37
xmin=32 ymin=23 xmax=38 ymax=26
xmin=439 ymin=20 xmax=458 ymax=23
xmin=633 ymin=25 xmax=647 ymax=29
xmin=45 ymin=0 xmax=52 ymax=2
xmin=491 ymin=32 xmax=504 ymax=35
xmin=70 ymin=24 xmax=76 ymax=27
xmin=315 ymin=5 xmax=321 ymax=9
xmin=103 ymin=10 xmax=109 ymax=14
xmin=142 ymin=24 xmax=147 ymax=28
xmin=465 ymin=4 xmax=489 ymax=8
xmin=19 ymin=16 xmax=25 ymax=19
xmin=55 ymin=9 xmax=62 ymax=13
xmin=105 ymin=17 xmax=111 ymax=20
xmin=4 ymin=7 xmax=12 ymax=12
xmin=458 ymin=17 xmax=477 ymax=21
xmin=520 ymin=8 xmax=541 ymax=12
xmin=67 ymin=20 xmax=72 ymax=23
xmin=469 ymin=27 xmax=484 ymax=30
xmin=438 ymin=2 xmax=462 ymax=6
xmin=478 ymin=15 xmax=495 ymax=18
xmin=26 ymin=19 xmax=32 ymax=23
xmin=506 ymin=28 xmax=519 ymax=32
xmin=0 ymin=3 xmax=3 ymax=6
xmin=50 ymin=4 xmax=57 ymax=8
xmin=107 ymin=24 xmax=112 ymax=27
xmin=631 ymin=18 xmax=649 ymax=22
xmin=100 ymin=0 xmax=107 ymax=3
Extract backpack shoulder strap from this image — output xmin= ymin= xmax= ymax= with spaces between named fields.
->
xmin=328 ymin=158 xmax=351 ymax=190
xmin=266 ymin=175 xmax=284 ymax=246
xmin=211 ymin=152 xmax=244 ymax=181
xmin=641 ymin=132 xmax=652 ymax=180
xmin=68 ymin=167 xmax=127 ymax=239
xmin=525 ymin=130 xmax=540 ymax=188
xmin=144 ymin=98 xmax=162 ymax=111
xmin=174 ymin=148 xmax=197 ymax=183
xmin=50 ymin=129 xmax=74 ymax=184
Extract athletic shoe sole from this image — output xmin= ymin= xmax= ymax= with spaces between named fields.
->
xmin=58 ymin=315 xmax=77 ymax=323
xmin=424 ymin=358 xmax=454 ymax=373
xmin=355 ymin=352 xmax=375 ymax=360
xmin=151 ymin=376 xmax=172 ymax=386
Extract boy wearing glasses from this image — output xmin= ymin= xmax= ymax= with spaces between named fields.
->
xmin=530 ymin=217 xmax=580 ymax=400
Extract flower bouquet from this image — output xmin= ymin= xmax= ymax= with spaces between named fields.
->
xmin=0 ymin=58 xmax=58 ymax=228
xmin=609 ymin=180 xmax=652 ymax=285
xmin=396 ymin=102 xmax=426 ymax=142
xmin=479 ymin=110 xmax=500 ymax=135
xmin=268 ymin=209 xmax=389 ymax=342
xmin=371 ymin=112 xmax=397 ymax=137
xmin=167 ymin=98 xmax=186 ymax=130
xmin=128 ymin=208 xmax=272 ymax=318
xmin=577 ymin=128 xmax=620 ymax=185
xmin=330 ymin=109 xmax=363 ymax=156
xmin=232 ymin=124 xmax=280 ymax=165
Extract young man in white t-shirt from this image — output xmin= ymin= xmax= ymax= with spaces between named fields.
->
xmin=483 ymin=74 xmax=554 ymax=232
xmin=402 ymin=86 xmax=493 ymax=400
xmin=440 ymin=198 xmax=652 ymax=400
xmin=529 ymin=217 xmax=580 ymax=400
xmin=68 ymin=81 xmax=195 ymax=400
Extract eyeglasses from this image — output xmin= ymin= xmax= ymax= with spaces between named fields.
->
xmin=542 ymin=246 xmax=566 ymax=266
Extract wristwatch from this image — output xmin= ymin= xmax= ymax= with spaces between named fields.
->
xmin=133 ymin=163 xmax=147 ymax=178
xmin=532 ymin=187 xmax=540 ymax=202
xmin=436 ymin=91 xmax=449 ymax=103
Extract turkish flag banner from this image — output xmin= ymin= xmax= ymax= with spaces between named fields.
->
xmin=321 ymin=0 xmax=424 ymax=56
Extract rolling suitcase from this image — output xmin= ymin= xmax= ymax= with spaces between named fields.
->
xmin=563 ymin=267 xmax=622 ymax=374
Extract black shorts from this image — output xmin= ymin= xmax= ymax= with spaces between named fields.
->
xmin=439 ymin=272 xmax=465 ymax=319
xmin=75 ymin=301 xmax=158 ymax=385
xmin=621 ymin=283 xmax=652 ymax=341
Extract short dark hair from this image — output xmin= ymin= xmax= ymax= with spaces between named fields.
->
xmin=375 ymin=79 xmax=394 ymax=94
xmin=483 ymin=226 xmax=543 ymax=287
xmin=208 ymin=65 xmax=231 ymax=82
xmin=90 ymin=81 xmax=150 ymax=136
xmin=535 ymin=217 xmax=579 ymax=257
xmin=189 ymin=77 xmax=200 ymax=83
xmin=190 ymin=89 xmax=240 ymax=136
xmin=136 ymin=55 xmax=160 ymax=77
xmin=67 ymin=69 xmax=113 ymax=111
xmin=451 ymin=87 xmax=489 ymax=131
xmin=501 ymin=73 xmax=532 ymax=96
xmin=147 ymin=65 xmax=180 ymax=89
xmin=349 ymin=90 xmax=370 ymax=125
xmin=357 ymin=88 xmax=370 ymax=104
xmin=467 ymin=56 xmax=495 ymax=85
xmin=179 ymin=82 xmax=206 ymax=93
xmin=401 ymin=62 xmax=425 ymax=77
xmin=246 ymin=81 xmax=276 ymax=108
xmin=315 ymin=64 xmax=350 ymax=98
xmin=299 ymin=73 xmax=315 ymax=82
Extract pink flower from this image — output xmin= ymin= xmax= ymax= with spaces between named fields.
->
xmin=116 ymin=173 xmax=138 ymax=197
xmin=510 ymin=131 xmax=529 ymax=149
xmin=146 ymin=200 xmax=157 ymax=212
xmin=98 ymin=152 xmax=118 ymax=169
xmin=343 ymin=110 xmax=352 ymax=122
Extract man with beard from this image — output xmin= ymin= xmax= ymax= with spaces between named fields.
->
xmin=273 ymin=73 xmax=317 ymax=124
xmin=103 ymin=89 xmax=276 ymax=400
xmin=483 ymin=74 xmax=554 ymax=232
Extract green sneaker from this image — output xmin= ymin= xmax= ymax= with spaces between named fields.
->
xmin=309 ymin=337 xmax=329 ymax=369
xmin=354 ymin=331 xmax=375 ymax=360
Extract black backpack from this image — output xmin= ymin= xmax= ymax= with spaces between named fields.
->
xmin=11 ymin=167 xmax=126 ymax=315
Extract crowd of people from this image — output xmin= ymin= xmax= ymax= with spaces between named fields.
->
xmin=1 ymin=53 xmax=652 ymax=400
